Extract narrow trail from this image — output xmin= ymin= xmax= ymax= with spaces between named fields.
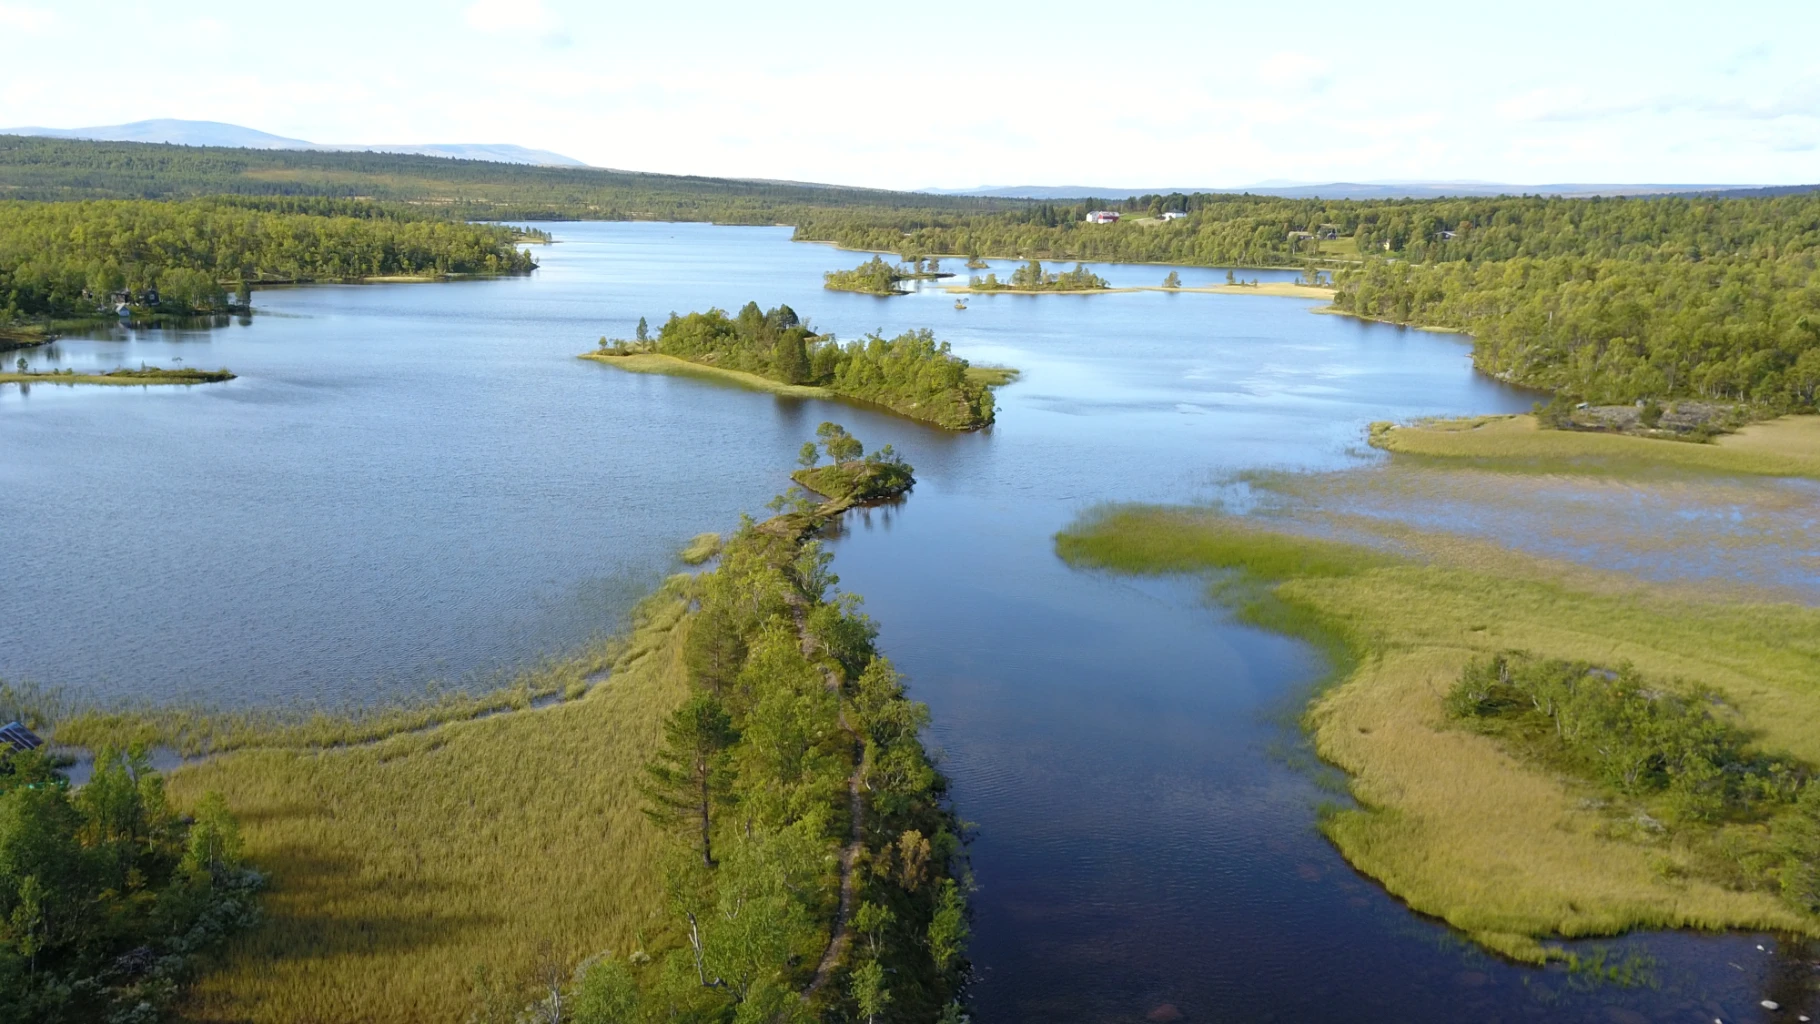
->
xmin=804 ymin=667 xmax=865 ymax=999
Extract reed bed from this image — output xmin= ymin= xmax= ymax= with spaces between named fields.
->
xmin=162 ymin=593 xmax=694 ymax=1023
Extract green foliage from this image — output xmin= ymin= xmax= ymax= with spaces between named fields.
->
xmin=824 ymin=256 xmax=906 ymax=295
xmin=0 ymin=198 xmax=535 ymax=319
xmin=598 ymin=488 xmax=964 ymax=1021
xmin=0 ymin=748 xmax=260 ymax=1023
xmin=640 ymin=693 xmax=739 ymax=866
xmin=1446 ymin=655 xmax=1805 ymax=822
xmin=970 ymin=259 xmax=1108 ymax=291
xmin=650 ymin=303 xmax=996 ymax=429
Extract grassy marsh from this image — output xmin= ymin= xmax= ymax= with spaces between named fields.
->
xmin=1 ymin=366 xmax=236 ymax=386
xmin=1372 ymin=413 xmax=1820 ymax=480
xmin=580 ymin=351 xmax=828 ymax=398
xmin=1057 ymin=504 xmax=1820 ymax=962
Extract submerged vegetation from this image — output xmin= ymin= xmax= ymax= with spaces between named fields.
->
xmin=587 ymin=301 xmax=1002 ymax=430
xmin=1056 ymin=500 xmax=1820 ymax=962
xmin=0 ymin=747 xmax=261 ymax=1023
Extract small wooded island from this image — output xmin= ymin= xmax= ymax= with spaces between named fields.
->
xmin=823 ymin=255 xmax=954 ymax=296
xmin=583 ymin=302 xmax=1009 ymax=430
xmin=965 ymin=259 xmax=1109 ymax=293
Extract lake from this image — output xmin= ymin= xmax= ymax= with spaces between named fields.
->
xmin=1 ymin=223 xmax=1801 ymax=1022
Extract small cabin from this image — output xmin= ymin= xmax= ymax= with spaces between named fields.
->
xmin=1160 ymin=211 xmax=1187 ymax=221
xmin=1084 ymin=211 xmax=1121 ymax=224
xmin=0 ymin=721 xmax=43 ymax=755
xmin=142 ymin=286 xmax=160 ymax=306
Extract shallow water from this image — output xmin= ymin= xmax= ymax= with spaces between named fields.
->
xmin=2 ymin=223 xmax=1806 ymax=1021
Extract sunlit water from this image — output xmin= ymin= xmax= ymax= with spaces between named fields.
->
xmin=2 ymin=224 xmax=1806 ymax=1021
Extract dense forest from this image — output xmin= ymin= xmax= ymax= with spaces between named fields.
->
xmin=0 ymin=135 xmax=1007 ymax=223
xmin=0 ymin=198 xmax=537 ymax=319
xmin=608 ymin=302 xmax=997 ymax=429
xmin=557 ymin=453 xmax=965 ymax=1022
xmin=0 ymin=748 xmax=260 ymax=1023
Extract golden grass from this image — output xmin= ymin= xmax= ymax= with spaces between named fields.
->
xmin=964 ymin=365 xmax=1020 ymax=388
xmin=941 ymin=282 xmax=1335 ymax=299
xmin=1059 ymin=506 xmax=1820 ymax=960
xmin=1372 ymin=413 xmax=1820 ymax=479
xmin=680 ymin=532 xmax=722 ymax=565
xmin=0 ymin=368 xmax=235 ymax=386
xmin=580 ymin=351 xmax=829 ymax=398
xmin=165 ymin=593 xmax=695 ymax=1023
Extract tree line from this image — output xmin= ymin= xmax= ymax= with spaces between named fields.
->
xmin=0 ymin=746 xmax=260 ymax=1023
xmin=0 ymin=198 xmax=537 ymax=320
xmin=606 ymin=302 xmax=997 ymax=429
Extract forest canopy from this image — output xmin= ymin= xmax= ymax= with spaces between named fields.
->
xmin=0 ymin=198 xmax=536 ymax=319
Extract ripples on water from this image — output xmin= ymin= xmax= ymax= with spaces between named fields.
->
xmin=2 ymin=224 xmax=1808 ymax=1021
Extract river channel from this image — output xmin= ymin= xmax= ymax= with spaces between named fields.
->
xmin=1 ymin=223 xmax=1802 ymax=1022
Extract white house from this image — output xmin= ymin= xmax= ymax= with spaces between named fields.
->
xmin=1160 ymin=211 xmax=1187 ymax=221
xmin=1084 ymin=211 xmax=1121 ymax=224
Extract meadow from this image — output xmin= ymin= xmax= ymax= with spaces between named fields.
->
xmin=1057 ymin=502 xmax=1820 ymax=962
xmin=1371 ymin=413 xmax=1820 ymax=479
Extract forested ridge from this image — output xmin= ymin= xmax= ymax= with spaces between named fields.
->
xmin=0 ymin=135 xmax=1009 ymax=222
xmin=0 ymin=198 xmax=536 ymax=320
xmin=566 ymin=463 xmax=966 ymax=1023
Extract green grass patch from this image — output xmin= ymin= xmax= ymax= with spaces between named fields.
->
xmin=680 ymin=532 xmax=723 ymax=565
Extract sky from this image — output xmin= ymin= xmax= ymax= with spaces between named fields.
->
xmin=1 ymin=0 xmax=1816 ymax=190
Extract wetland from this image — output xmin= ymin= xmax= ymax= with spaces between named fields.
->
xmin=5 ymin=222 xmax=1815 ymax=1023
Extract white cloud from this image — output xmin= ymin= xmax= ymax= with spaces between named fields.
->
xmin=0 ymin=3 xmax=55 ymax=33
xmin=463 ymin=0 xmax=557 ymax=34
xmin=1256 ymin=52 xmax=1333 ymax=94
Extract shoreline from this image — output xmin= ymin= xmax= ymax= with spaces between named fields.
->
xmin=946 ymin=281 xmax=1335 ymax=299
xmin=1 ymin=368 xmax=236 ymax=386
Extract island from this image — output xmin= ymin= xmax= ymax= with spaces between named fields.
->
xmin=823 ymin=255 xmax=954 ymax=295
xmin=964 ymin=259 xmax=1109 ymax=293
xmin=2 ymin=364 xmax=237 ymax=386
xmin=582 ymin=302 xmax=1010 ymax=430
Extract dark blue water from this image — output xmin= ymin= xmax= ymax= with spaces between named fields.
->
xmin=1 ymin=223 xmax=1800 ymax=1021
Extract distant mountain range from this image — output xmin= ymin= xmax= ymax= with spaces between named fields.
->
xmin=0 ymin=119 xmax=588 ymax=168
xmin=923 ymin=181 xmax=1769 ymax=201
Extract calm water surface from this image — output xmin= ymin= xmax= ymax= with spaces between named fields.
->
xmin=2 ymin=224 xmax=1804 ymax=1021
